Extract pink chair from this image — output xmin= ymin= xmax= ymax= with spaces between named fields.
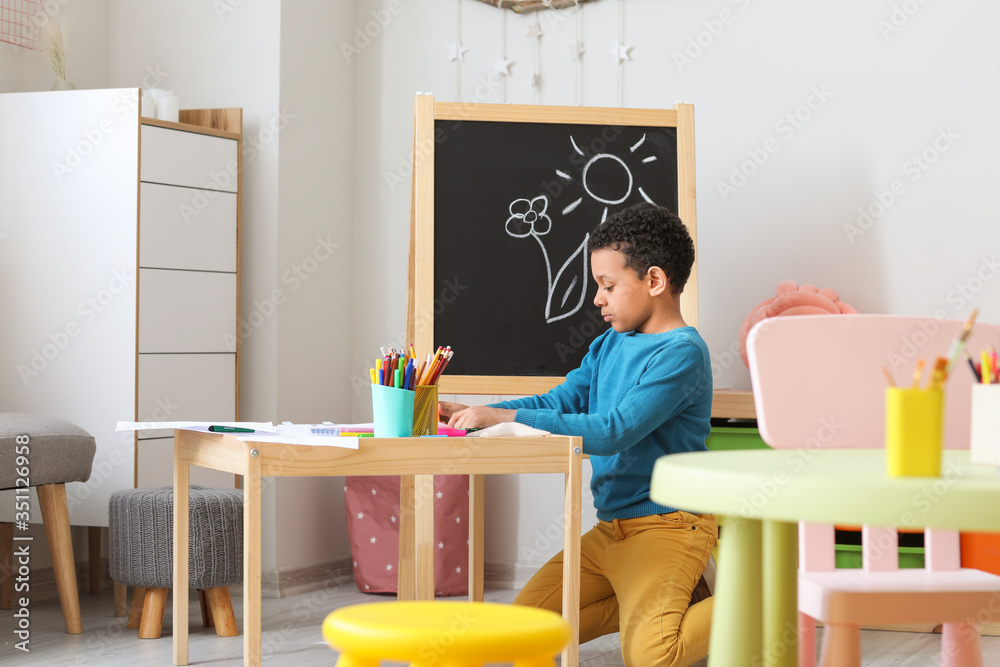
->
xmin=746 ymin=314 xmax=1000 ymax=667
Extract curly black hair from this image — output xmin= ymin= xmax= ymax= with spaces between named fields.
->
xmin=588 ymin=203 xmax=694 ymax=294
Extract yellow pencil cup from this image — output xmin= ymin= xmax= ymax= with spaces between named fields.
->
xmin=412 ymin=385 xmax=439 ymax=437
xmin=885 ymin=387 xmax=944 ymax=477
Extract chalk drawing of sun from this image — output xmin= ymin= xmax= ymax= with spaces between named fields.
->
xmin=504 ymin=132 xmax=664 ymax=324
xmin=556 ymin=133 xmax=659 ymax=223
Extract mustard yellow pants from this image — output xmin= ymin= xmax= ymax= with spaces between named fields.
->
xmin=513 ymin=511 xmax=718 ymax=667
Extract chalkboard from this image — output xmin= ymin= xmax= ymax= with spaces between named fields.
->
xmin=409 ymin=98 xmax=697 ymax=395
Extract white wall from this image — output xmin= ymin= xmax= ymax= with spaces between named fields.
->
xmin=0 ymin=0 xmax=110 ymax=92
xmin=273 ymin=0 xmax=357 ymax=574
xmin=353 ymin=0 xmax=1000 ymax=574
xmin=106 ymin=0 xmax=285 ymax=572
xmin=106 ymin=0 xmax=360 ymax=577
xmin=0 ymin=0 xmax=112 ymax=573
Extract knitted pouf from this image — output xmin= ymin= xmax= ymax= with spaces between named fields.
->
xmin=109 ymin=485 xmax=243 ymax=590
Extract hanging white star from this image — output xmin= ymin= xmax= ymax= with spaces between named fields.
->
xmin=611 ymin=41 xmax=632 ymax=63
xmin=447 ymin=42 xmax=469 ymax=62
xmin=566 ymin=40 xmax=586 ymax=61
xmin=492 ymin=56 xmax=514 ymax=76
xmin=526 ymin=23 xmax=543 ymax=40
xmin=531 ymin=71 xmax=542 ymax=89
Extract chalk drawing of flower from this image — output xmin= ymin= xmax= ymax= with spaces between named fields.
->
xmin=505 ymin=194 xmax=588 ymax=323
xmin=505 ymin=196 xmax=552 ymax=238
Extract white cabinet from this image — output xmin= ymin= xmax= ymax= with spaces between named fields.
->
xmin=0 ymin=89 xmax=241 ymax=525
xmin=135 ymin=122 xmax=241 ymax=490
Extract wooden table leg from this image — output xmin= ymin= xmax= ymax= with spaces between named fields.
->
xmin=468 ymin=474 xmax=485 ymax=602
xmin=763 ymin=520 xmax=798 ymax=667
xmin=398 ymin=475 xmax=415 ymax=601
xmin=172 ymin=430 xmax=190 ymax=666
xmin=244 ymin=450 xmax=262 ymax=666
xmin=414 ymin=474 xmax=435 ymax=600
xmin=709 ymin=515 xmax=763 ymax=666
xmin=561 ymin=440 xmax=582 ymax=667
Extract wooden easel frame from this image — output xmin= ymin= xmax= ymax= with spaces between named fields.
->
xmin=406 ymin=94 xmax=698 ymax=396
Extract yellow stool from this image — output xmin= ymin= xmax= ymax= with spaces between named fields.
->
xmin=322 ymin=601 xmax=570 ymax=667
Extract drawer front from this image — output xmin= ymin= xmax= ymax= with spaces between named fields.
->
xmin=141 ymin=125 xmax=238 ymax=191
xmin=138 ymin=269 xmax=237 ymax=353
xmin=137 ymin=353 xmax=236 ymax=439
xmin=139 ymin=183 xmax=237 ymax=272
xmin=137 ymin=437 xmax=236 ymax=489
xmin=136 ymin=353 xmax=237 ymax=488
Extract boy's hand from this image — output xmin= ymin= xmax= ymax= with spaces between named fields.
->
xmin=447 ymin=406 xmax=516 ymax=430
xmin=437 ymin=401 xmax=468 ymax=422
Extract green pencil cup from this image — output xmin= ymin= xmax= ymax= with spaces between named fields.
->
xmin=412 ymin=385 xmax=439 ymax=437
xmin=371 ymin=384 xmax=415 ymax=438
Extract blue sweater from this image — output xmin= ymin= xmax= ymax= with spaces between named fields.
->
xmin=489 ymin=327 xmax=712 ymax=521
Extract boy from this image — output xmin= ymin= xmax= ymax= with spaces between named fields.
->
xmin=439 ymin=203 xmax=716 ymax=667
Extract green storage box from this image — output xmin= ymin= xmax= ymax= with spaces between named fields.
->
xmin=835 ymin=544 xmax=924 ymax=569
xmin=706 ymin=424 xmax=770 ymax=451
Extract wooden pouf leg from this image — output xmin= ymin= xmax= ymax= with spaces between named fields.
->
xmin=199 ymin=589 xmax=214 ymax=627
xmin=128 ymin=587 xmax=147 ymax=629
xmin=114 ymin=581 xmax=128 ymax=617
xmin=206 ymin=587 xmax=239 ymax=637
xmin=138 ymin=587 xmax=169 ymax=639
xmin=36 ymin=483 xmax=82 ymax=633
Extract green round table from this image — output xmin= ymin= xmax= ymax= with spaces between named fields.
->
xmin=650 ymin=449 xmax=1000 ymax=667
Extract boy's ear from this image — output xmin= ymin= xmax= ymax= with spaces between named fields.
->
xmin=646 ymin=266 xmax=669 ymax=296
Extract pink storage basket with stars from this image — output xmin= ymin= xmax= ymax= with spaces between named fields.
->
xmin=344 ymin=475 xmax=469 ymax=596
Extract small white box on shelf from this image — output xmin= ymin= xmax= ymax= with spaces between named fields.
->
xmin=971 ymin=384 xmax=1000 ymax=465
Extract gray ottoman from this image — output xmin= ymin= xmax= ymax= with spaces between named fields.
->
xmin=0 ymin=413 xmax=96 ymax=634
xmin=109 ymin=485 xmax=243 ymax=639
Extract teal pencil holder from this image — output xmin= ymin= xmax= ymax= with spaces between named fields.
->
xmin=371 ymin=384 xmax=415 ymax=438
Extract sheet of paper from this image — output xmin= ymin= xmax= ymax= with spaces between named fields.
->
xmin=465 ymin=422 xmax=551 ymax=437
xmin=116 ymin=421 xmax=277 ymax=432
xmin=114 ymin=421 xmax=374 ymax=449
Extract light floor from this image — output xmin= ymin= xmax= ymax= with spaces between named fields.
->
xmin=3 ymin=584 xmax=1000 ymax=665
